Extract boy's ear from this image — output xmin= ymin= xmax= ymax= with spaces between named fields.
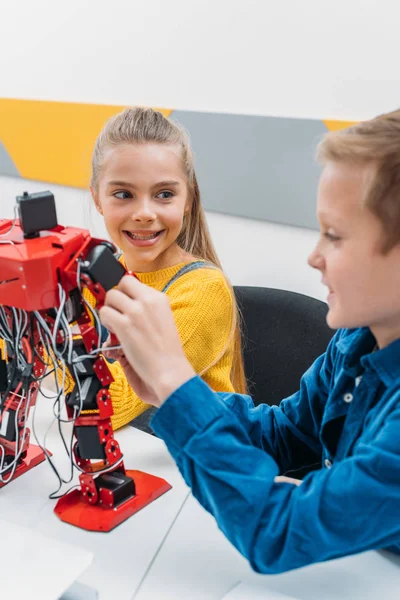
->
xmin=90 ymin=186 xmax=103 ymax=215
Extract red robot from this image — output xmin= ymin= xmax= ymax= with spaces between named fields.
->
xmin=0 ymin=191 xmax=171 ymax=531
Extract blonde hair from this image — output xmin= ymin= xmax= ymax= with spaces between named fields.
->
xmin=316 ymin=109 xmax=400 ymax=253
xmin=91 ymin=107 xmax=247 ymax=393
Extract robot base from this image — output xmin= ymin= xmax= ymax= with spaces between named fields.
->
xmin=0 ymin=444 xmax=47 ymax=488
xmin=54 ymin=469 xmax=172 ymax=532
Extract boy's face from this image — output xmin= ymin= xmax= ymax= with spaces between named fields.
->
xmin=308 ymin=161 xmax=400 ymax=348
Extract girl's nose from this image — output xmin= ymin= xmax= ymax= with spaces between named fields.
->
xmin=131 ymin=201 xmax=156 ymax=223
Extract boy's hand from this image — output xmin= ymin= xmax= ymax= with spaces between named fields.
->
xmin=101 ymin=335 xmax=121 ymax=362
xmin=99 ymin=276 xmax=195 ymax=407
xmin=102 ymin=336 xmax=159 ymax=405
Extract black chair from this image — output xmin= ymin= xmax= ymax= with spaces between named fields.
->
xmin=234 ymin=286 xmax=334 ymax=407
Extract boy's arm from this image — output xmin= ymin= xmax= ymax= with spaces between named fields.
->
xmin=152 ymin=375 xmax=400 ymax=574
xmin=216 ymin=332 xmax=339 ymax=473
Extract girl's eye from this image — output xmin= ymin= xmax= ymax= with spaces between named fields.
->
xmin=156 ymin=191 xmax=173 ymax=200
xmin=324 ymin=231 xmax=341 ymax=242
xmin=113 ymin=191 xmax=132 ymax=200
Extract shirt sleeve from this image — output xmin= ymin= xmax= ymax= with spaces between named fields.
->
xmin=151 ymin=344 xmax=400 ymax=573
xmin=216 ymin=330 xmax=338 ymax=473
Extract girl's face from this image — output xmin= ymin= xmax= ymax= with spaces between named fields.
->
xmin=92 ymin=143 xmax=190 ymax=272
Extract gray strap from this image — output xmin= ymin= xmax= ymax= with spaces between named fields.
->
xmin=161 ymin=260 xmax=217 ymax=293
xmin=116 ymin=254 xmax=216 ymax=292
xmin=131 ymin=260 xmax=217 ymax=436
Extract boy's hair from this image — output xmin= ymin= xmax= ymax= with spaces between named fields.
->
xmin=316 ymin=109 xmax=400 ymax=253
xmin=91 ymin=107 xmax=247 ymax=393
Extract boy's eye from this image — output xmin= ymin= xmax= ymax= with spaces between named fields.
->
xmin=324 ymin=231 xmax=341 ymax=242
xmin=113 ymin=190 xmax=132 ymax=200
xmin=156 ymin=191 xmax=173 ymax=200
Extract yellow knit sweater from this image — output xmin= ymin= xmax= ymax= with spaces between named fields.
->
xmin=1 ymin=261 xmax=235 ymax=430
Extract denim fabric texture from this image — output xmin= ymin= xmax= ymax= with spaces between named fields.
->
xmin=152 ymin=328 xmax=400 ymax=573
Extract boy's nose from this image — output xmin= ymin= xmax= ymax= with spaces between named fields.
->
xmin=308 ymin=247 xmax=324 ymax=271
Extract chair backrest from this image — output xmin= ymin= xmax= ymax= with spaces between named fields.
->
xmin=234 ymin=286 xmax=334 ymax=406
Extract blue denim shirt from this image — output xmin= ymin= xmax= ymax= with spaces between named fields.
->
xmin=152 ymin=328 xmax=400 ymax=574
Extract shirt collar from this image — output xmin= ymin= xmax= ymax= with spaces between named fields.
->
xmin=336 ymin=327 xmax=400 ymax=387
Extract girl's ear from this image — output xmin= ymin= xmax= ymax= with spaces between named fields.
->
xmin=90 ymin=186 xmax=103 ymax=215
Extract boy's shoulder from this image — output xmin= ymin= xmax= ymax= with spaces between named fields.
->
xmin=326 ymin=327 xmax=375 ymax=367
xmin=329 ymin=327 xmax=365 ymax=346
xmin=335 ymin=327 xmax=359 ymax=341
xmin=333 ymin=327 xmax=370 ymax=346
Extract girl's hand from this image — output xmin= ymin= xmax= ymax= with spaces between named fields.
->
xmin=99 ymin=275 xmax=195 ymax=407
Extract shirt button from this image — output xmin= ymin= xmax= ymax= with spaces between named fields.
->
xmin=324 ymin=458 xmax=332 ymax=469
xmin=343 ymin=393 xmax=353 ymax=403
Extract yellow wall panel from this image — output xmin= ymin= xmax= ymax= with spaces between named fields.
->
xmin=0 ymin=99 xmax=172 ymax=188
xmin=323 ymin=119 xmax=358 ymax=132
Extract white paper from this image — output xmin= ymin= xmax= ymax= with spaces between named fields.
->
xmin=0 ymin=520 xmax=93 ymax=600
xmin=222 ymin=580 xmax=299 ymax=600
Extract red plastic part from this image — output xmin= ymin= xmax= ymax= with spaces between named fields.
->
xmin=0 ymin=219 xmax=114 ymax=311
xmin=54 ymin=469 xmax=172 ymax=531
xmin=0 ymin=444 xmax=47 ymax=488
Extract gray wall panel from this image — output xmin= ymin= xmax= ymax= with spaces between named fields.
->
xmin=0 ymin=141 xmax=20 ymax=179
xmin=172 ymin=111 xmax=326 ymax=230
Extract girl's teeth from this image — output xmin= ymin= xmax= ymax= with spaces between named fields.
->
xmin=127 ymin=231 xmax=159 ymax=240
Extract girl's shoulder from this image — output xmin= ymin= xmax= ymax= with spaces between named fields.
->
xmin=165 ymin=262 xmax=234 ymax=315
xmin=166 ymin=260 xmax=230 ymax=291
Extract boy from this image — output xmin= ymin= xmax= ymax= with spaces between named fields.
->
xmin=100 ymin=109 xmax=400 ymax=574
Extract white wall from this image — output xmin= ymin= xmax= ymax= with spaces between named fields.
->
xmin=1 ymin=0 xmax=397 ymax=301
xmin=0 ymin=0 xmax=397 ymax=120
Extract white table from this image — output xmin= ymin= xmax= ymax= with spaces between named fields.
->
xmin=0 ymin=391 xmax=189 ymax=600
xmin=134 ymin=494 xmax=400 ymax=600
xmin=133 ymin=494 xmax=254 ymax=600
xmin=3 ymin=390 xmax=400 ymax=600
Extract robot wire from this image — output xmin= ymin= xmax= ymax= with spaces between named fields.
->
xmin=0 ymin=205 xmax=18 ymax=238
xmin=0 ymin=263 xmax=124 ymax=497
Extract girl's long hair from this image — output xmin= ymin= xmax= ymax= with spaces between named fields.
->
xmin=91 ymin=107 xmax=247 ymax=393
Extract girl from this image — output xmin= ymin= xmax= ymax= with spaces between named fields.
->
xmin=85 ymin=107 xmax=246 ymax=430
